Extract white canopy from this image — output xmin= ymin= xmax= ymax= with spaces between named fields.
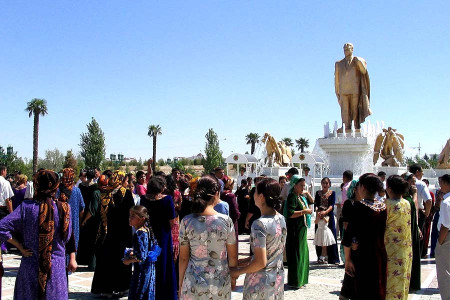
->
xmin=291 ymin=153 xmax=325 ymax=165
xmin=225 ymin=153 xmax=258 ymax=164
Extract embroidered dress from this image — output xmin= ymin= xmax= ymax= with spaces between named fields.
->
xmin=243 ymin=213 xmax=286 ymax=300
xmin=128 ymin=228 xmax=160 ymax=300
xmin=384 ymin=198 xmax=412 ymax=300
xmin=342 ymin=199 xmax=387 ymax=300
xmin=314 ymin=190 xmax=339 ymax=264
xmin=179 ymin=213 xmax=236 ymax=300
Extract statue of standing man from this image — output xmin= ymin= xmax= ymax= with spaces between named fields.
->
xmin=335 ymin=43 xmax=371 ymax=131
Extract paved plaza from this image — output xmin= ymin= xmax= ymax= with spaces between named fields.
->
xmin=2 ymin=225 xmax=441 ymax=299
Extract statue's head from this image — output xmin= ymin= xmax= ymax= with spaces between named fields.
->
xmin=343 ymin=43 xmax=354 ymax=57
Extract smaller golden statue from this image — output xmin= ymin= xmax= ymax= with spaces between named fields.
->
xmin=437 ymin=139 xmax=450 ymax=169
xmin=373 ymin=127 xmax=405 ymax=167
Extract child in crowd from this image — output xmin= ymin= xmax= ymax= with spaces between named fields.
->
xmin=124 ymin=205 xmax=161 ymax=300
xmin=314 ymin=206 xmax=336 ymax=264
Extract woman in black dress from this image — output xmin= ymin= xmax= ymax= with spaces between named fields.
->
xmin=342 ymin=173 xmax=387 ymax=300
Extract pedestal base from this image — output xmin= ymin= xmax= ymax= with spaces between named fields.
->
xmin=318 ymin=137 xmax=373 ymax=177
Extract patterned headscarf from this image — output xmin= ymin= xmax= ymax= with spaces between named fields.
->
xmin=34 ymin=170 xmax=70 ymax=300
xmin=59 ymin=168 xmax=75 ymax=202
xmin=188 ymin=177 xmax=200 ymax=197
xmin=96 ymin=171 xmax=126 ymax=244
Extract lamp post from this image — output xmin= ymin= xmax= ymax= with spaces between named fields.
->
xmin=110 ymin=153 xmax=124 ymax=170
xmin=0 ymin=145 xmax=14 ymax=167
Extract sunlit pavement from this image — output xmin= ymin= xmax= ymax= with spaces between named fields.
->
xmin=1 ymin=225 xmax=440 ymax=299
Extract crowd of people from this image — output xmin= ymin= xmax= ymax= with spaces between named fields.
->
xmin=0 ymin=161 xmax=449 ymax=300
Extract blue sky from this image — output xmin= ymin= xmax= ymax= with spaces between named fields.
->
xmin=1 ymin=1 xmax=449 ymax=161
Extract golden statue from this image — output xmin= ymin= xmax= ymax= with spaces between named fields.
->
xmin=373 ymin=127 xmax=405 ymax=167
xmin=261 ymin=133 xmax=285 ymax=167
xmin=278 ymin=141 xmax=293 ymax=165
xmin=437 ymin=139 xmax=450 ymax=169
xmin=335 ymin=43 xmax=371 ymax=131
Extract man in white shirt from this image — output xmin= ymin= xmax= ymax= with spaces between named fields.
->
xmin=303 ymin=167 xmax=313 ymax=193
xmin=409 ymin=164 xmax=432 ymax=253
xmin=237 ymin=167 xmax=247 ymax=189
xmin=0 ymin=165 xmax=14 ymax=216
xmin=435 ymin=174 xmax=450 ymax=300
xmin=280 ymin=167 xmax=300 ymax=202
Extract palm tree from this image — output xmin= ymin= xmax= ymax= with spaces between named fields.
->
xmin=295 ymin=138 xmax=310 ymax=153
xmin=147 ymin=125 xmax=162 ymax=171
xmin=25 ymin=98 xmax=48 ymax=174
xmin=281 ymin=137 xmax=294 ymax=147
xmin=245 ymin=133 xmax=260 ymax=155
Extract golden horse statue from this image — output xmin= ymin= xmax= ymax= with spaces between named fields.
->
xmin=437 ymin=139 xmax=450 ymax=169
xmin=373 ymin=127 xmax=405 ymax=167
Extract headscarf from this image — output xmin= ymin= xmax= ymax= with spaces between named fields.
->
xmin=59 ymin=168 xmax=75 ymax=202
xmin=188 ymin=177 xmax=199 ymax=198
xmin=346 ymin=179 xmax=359 ymax=200
xmin=289 ymin=175 xmax=303 ymax=193
xmin=288 ymin=175 xmax=311 ymax=228
xmin=96 ymin=171 xmax=126 ymax=244
xmin=34 ymin=170 xmax=70 ymax=300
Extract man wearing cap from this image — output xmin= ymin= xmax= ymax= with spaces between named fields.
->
xmin=280 ymin=167 xmax=300 ymax=202
xmin=435 ymin=174 xmax=450 ymax=299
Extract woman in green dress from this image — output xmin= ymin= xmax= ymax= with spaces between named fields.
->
xmin=283 ymin=175 xmax=314 ymax=288
xmin=403 ymin=173 xmax=422 ymax=291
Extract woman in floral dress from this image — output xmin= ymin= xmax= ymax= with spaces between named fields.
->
xmin=384 ymin=175 xmax=412 ymax=300
xmin=231 ymin=178 xmax=287 ymax=299
xmin=179 ymin=175 xmax=238 ymax=300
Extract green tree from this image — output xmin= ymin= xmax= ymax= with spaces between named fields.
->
xmin=0 ymin=146 xmax=32 ymax=177
xmin=63 ymin=150 xmax=78 ymax=169
xmin=79 ymin=118 xmax=106 ymax=169
xmin=295 ymin=138 xmax=310 ymax=153
xmin=38 ymin=148 xmax=65 ymax=171
xmin=25 ymin=98 xmax=48 ymax=174
xmin=157 ymin=158 xmax=165 ymax=166
xmin=148 ymin=125 xmax=162 ymax=171
xmin=204 ymin=128 xmax=223 ymax=173
xmin=245 ymin=133 xmax=260 ymax=155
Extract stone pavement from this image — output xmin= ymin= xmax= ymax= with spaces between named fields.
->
xmin=1 ymin=225 xmax=441 ymax=299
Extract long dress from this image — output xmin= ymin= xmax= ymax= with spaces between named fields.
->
xmin=314 ymin=190 xmax=340 ymax=264
xmin=140 ymin=195 xmax=177 ymax=300
xmin=0 ymin=200 xmax=72 ymax=299
xmin=384 ymin=198 xmax=412 ymax=300
xmin=129 ymin=228 xmax=159 ymax=300
xmin=404 ymin=195 xmax=421 ymax=290
xmin=91 ymin=188 xmax=134 ymax=294
xmin=342 ymin=199 xmax=387 ymax=300
xmin=77 ymin=183 xmax=100 ymax=267
xmin=243 ymin=214 xmax=286 ymax=300
xmin=56 ymin=186 xmax=85 ymax=250
xmin=179 ymin=213 xmax=236 ymax=299
xmin=284 ymin=192 xmax=310 ymax=287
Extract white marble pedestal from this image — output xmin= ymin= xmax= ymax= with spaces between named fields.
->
xmin=317 ymin=136 xmax=373 ymax=177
